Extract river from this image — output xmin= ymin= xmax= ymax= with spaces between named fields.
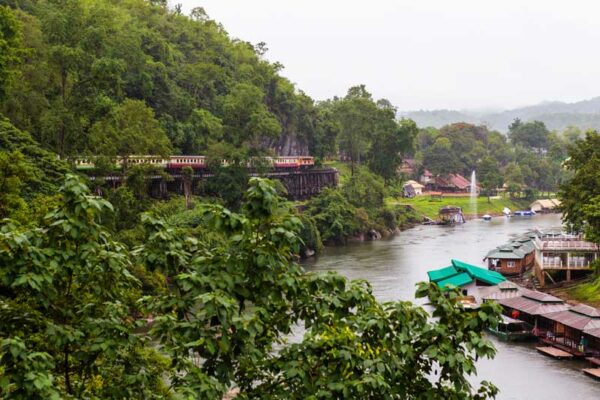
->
xmin=302 ymin=214 xmax=600 ymax=399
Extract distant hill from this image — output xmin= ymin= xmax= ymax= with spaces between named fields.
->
xmin=400 ymin=97 xmax=600 ymax=132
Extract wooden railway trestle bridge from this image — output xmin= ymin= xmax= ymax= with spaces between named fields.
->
xmin=89 ymin=168 xmax=339 ymax=201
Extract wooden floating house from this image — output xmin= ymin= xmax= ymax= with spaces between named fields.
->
xmin=427 ymin=260 xmax=600 ymax=364
xmin=535 ymin=304 xmax=600 ymax=356
xmin=438 ymin=206 xmax=465 ymax=225
xmin=427 ymin=259 xmax=506 ymax=298
xmin=533 ymin=229 xmax=600 ymax=286
xmin=496 ymin=290 xmax=569 ymax=333
xmin=484 ymin=234 xmax=536 ymax=276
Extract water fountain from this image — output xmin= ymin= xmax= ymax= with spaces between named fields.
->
xmin=469 ymin=170 xmax=477 ymax=218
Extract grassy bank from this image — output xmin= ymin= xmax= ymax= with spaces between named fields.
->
xmin=559 ymin=276 xmax=600 ymax=307
xmin=389 ymin=195 xmax=531 ymax=220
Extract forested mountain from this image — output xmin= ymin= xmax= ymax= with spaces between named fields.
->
xmin=0 ymin=0 xmax=335 ymax=157
xmin=402 ymin=97 xmax=600 ymax=132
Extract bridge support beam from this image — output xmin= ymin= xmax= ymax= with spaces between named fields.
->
xmin=92 ymin=169 xmax=339 ymax=201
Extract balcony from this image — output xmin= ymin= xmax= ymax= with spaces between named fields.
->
xmin=540 ymin=256 xmax=594 ymax=270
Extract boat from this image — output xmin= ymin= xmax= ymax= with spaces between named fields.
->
xmin=513 ymin=210 xmax=536 ymax=216
xmin=487 ymin=315 xmax=534 ymax=341
xmin=438 ymin=206 xmax=465 ymax=225
xmin=502 ymin=207 xmax=511 ymax=217
xmin=482 ymin=214 xmax=492 ymax=221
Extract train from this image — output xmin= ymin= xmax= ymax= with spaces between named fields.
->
xmin=74 ymin=155 xmax=315 ymax=171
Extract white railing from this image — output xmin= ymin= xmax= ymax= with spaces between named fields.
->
xmin=542 ymin=257 xmax=562 ymax=268
xmin=540 ymin=257 xmax=593 ymax=269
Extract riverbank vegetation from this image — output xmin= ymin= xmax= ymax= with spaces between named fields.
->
xmin=393 ymin=195 xmax=531 ymax=220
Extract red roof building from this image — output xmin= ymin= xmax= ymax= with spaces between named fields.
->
xmin=427 ymin=173 xmax=480 ymax=193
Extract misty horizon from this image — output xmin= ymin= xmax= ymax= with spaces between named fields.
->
xmin=179 ymin=0 xmax=600 ymax=111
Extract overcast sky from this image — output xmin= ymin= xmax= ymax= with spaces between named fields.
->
xmin=177 ymin=0 xmax=600 ymax=111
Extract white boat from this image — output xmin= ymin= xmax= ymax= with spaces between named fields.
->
xmin=482 ymin=214 xmax=492 ymax=221
xmin=503 ymin=207 xmax=511 ymax=217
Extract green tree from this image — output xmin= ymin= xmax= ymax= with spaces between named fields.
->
xmin=422 ymin=137 xmax=459 ymax=181
xmin=203 ymin=164 xmax=250 ymax=210
xmin=1 ymin=176 xmax=502 ymax=398
xmin=560 ymin=130 xmax=600 ymax=244
xmin=141 ymin=178 xmax=501 ymax=398
xmin=0 ymin=175 xmax=169 ymax=398
xmin=368 ymin=118 xmax=418 ymax=183
xmin=306 ymin=188 xmax=359 ymax=244
xmin=334 ymin=85 xmax=379 ymax=174
xmin=220 ymin=82 xmax=281 ymax=147
xmin=0 ymin=118 xmax=69 ymax=197
xmin=477 ymin=156 xmax=503 ymax=202
xmin=89 ymin=99 xmax=171 ymax=168
xmin=504 ymin=162 xmax=524 ymax=198
xmin=0 ymin=5 xmax=22 ymax=100
xmin=0 ymin=151 xmax=33 ymax=218
xmin=186 ymin=108 xmax=223 ymax=153
xmin=343 ymin=166 xmax=385 ymax=212
xmin=508 ymin=119 xmax=550 ymax=150
xmin=310 ymin=106 xmax=340 ymax=159
xmin=182 ymin=165 xmax=194 ymax=209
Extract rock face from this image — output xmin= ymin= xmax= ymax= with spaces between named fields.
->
xmin=263 ymin=132 xmax=309 ymax=156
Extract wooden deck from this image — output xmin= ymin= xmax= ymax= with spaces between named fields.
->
xmin=536 ymin=346 xmax=574 ymax=359
xmin=583 ymin=368 xmax=600 ymax=380
xmin=539 ymin=338 xmax=585 ymax=357
xmin=586 ymin=357 xmax=600 ymax=367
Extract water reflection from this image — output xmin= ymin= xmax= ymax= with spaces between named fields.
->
xmin=302 ymin=214 xmax=600 ymax=399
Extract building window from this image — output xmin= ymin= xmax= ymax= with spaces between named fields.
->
xmin=507 ymin=261 xmax=516 ymax=268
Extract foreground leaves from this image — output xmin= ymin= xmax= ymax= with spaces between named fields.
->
xmin=1 ymin=175 xmax=501 ymax=399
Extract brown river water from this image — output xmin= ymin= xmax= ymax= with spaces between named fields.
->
xmin=301 ymin=214 xmax=600 ymax=399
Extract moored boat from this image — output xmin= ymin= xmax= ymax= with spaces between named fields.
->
xmin=482 ymin=214 xmax=492 ymax=221
xmin=514 ymin=210 xmax=536 ymax=216
xmin=487 ymin=315 xmax=534 ymax=341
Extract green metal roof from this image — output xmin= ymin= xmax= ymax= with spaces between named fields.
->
xmin=427 ymin=266 xmax=458 ymax=283
xmin=427 ymin=259 xmax=506 ymax=290
xmin=451 ymin=259 xmax=506 ymax=285
xmin=436 ymin=272 xmax=473 ymax=289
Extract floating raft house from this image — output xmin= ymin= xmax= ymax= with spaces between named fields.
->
xmin=427 ymin=259 xmax=506 ymax=291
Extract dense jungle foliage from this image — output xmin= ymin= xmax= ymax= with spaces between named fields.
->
xmin=413 ymin=119 xmax=575 ymax=199
xmin=0 ymin=174 xmax=502 ymax=399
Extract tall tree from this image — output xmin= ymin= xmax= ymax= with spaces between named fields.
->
xmin=508 ymin=119 xmax=550 ymax=150
xmin=368 ymin=118 xmax=418 ymax=183
xmin=0 ymin=151 xmax=33 ymax=218
xmin=0 ymin=5 xmax=22 ymax=101
xmin=422 ymin=137 xmax=459 ymax=180
xmin=334 ymin=85 xmax=379 ymax=174
xmin=0 ymin=175 xmax=168 ymax=398
xmin=477 ymin=156 xmax=503 ymax=202
xmin=89 ymin=99 xmax=171 ymax=168
xmin=560 ymin=130 xmax=600 ymax=244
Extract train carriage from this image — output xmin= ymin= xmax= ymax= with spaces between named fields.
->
xmin=74 ymin=155 xmax=314 ymax=171
xmin=166 ymin=155 xmax=207 ymax=170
